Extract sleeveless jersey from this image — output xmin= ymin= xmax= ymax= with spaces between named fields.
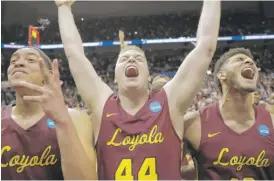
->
xmin=1 ymin=107 xmax=63 ymax=180
xmin=194 ymin=103 xmax=274 ymax=180
xmin=96 ymin=89 xmax=181 ymax=180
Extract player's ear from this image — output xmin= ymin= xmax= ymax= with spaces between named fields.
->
xmin=217 ymin=71 xmax=226 ymax=81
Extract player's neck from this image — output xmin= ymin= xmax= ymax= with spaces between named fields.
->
xmin=14 ymin=91 xmax=43 ymax=117
xmin=219 ymin=90 xmax=254 ymax=121
xmin=119 ymin=89 xmax=149 ymax=115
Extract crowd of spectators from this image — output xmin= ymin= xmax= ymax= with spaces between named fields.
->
xmin=2 ymin=11 xmax=274 ymax=111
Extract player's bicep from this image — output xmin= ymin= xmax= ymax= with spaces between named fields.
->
xmin=164 ymin=46 xmax=212 ymax=114
xmin=183 ymin=111 xmax=201 ymax=150
xmin=68 ymin=55 xmax=113 ymax=112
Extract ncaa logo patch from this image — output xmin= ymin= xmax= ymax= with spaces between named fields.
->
xmin=47 ymin=119 xmax=56 ymax=129
xmin=258 ymin=124 xmax=269 ymax=137
xmin=149 ymin=101 xmax=162 ymax=113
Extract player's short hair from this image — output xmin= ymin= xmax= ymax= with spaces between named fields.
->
xmin=118 ymin=30 xmax=145 ymax=57
xmin=150 ymin=75 xmax=170 ymax=92
xmin=29 ymin=46 xmax=52 ymax=70
xmin=119 ymin=45 xmax=145 ymax=56
xmin=152 ymin=75 xmax=170 ymax=84
xmin=213 ymin=47 xmax=253 ymax=94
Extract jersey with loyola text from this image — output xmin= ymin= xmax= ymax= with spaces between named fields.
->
xmin=1 ymin=107 xmax=63 ymax=180
xmin=194 ymin=103 xmax=274 ymax=180
xmin=96 ymin=89 xmax=182 ymax=180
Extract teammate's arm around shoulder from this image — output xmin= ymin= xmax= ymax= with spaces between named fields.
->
xmin=57 ymin=108 xmax=97 ymax=180
xmin=56 ymin=1 xmax=113 ymax=114
xmin=164 ymin=0 xmax=221 ymax=125
xmin=183 ymin=111 xmax=201 ymax=150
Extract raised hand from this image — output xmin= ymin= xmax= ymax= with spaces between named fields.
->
xmin=55 ymin=0 xmax=75 ymax=7
xmin=17 ymin=59 xmax=68 ymax=123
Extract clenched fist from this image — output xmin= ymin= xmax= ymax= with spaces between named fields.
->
xmin=55 ymin=0 xmax=75 ymax=7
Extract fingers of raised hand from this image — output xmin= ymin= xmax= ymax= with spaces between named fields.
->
xmin=23 ymin=95 xmax=43 ymax=102
xmin=55 ymin=0 xmax=75 ymax=7
xmin=39 ymin=60 xmax=51 ymax=85
xmin=52 ymin=59 xmax=61 ymax=83
xmin=19 ymin=81 xmax=45 ymax=94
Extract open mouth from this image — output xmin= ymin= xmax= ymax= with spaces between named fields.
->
xmin=12 ymin=71 xmax=27 ymax=75
xmin=241 ymin=67 xmax=254 ymax=80
xmin=125 ymin=65 xmax=139 ymax=78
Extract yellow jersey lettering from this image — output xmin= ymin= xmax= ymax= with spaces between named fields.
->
xmin=9 ymin=155 xmax=20 ymax=167
xmin=1 ymin=146 xmax=11 ymax=167
xmin=107 ymin=125 xmax=165 ymax=151
xmin=214 ymin=148 xmax=270 ymax=171
xmin=139 ymin=134 xmax=147 ymax=144
xmin=1 ymin=145 xmax=58 ymax=173
xmin=106 ymin=128 xmax=122 ymax=147
xmin=29 ymin=156 xmax=39 ymax=166
xmin=213 ymin=148 xmax=229 ymax=166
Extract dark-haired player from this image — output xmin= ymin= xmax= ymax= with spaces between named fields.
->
xmin=184 ymin=47 xmax=274 ymax=180
xmin=1 ymin=47 xmax=96 ymax=179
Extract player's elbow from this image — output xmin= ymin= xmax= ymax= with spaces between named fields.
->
xmin=196 ymin=36 xmax=217 ymax=57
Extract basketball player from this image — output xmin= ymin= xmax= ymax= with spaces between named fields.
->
xmin=183 ymin=47 xmax=274 ymax=179
xmin=56 ymin=0 xmax=221 ymax=179
xmin=1 ymin=47 xmax=97 ymax=180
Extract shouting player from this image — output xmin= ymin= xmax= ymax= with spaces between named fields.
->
xmin=57 ymin=0 xmax=221 ymax=179
xmin=184 ymin=48 xmax=274 ymax=179
xmin=1 ymin=47 xmax=97 ymax=180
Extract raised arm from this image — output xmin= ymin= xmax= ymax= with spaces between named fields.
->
xmin=56 ymin=2 xmax=113 ymax=115
xmin=164 ymin=0 xmax=221 ymax=133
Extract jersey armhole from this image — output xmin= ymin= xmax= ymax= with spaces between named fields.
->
xmin=197 ymin=110 xmax=205 ymax=151
xmin=95 ymin=93 xmax=116 ymax=146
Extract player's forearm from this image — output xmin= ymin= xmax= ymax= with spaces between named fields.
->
xmin=196 ymin=0 xmax=221 ymax=55
xmin=58 ymin=5 xmax=85 ymax=58
xmin=55 ymin=116 xmax=97 ymax=180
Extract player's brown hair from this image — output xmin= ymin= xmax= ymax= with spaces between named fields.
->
xmin=152 ymin=75 xmax=170 ymax=84
xmin=150 ymin=75 xmax=170 ymax=92
xmin=29 ymin=46 xmax=52 ymax=70
xmin=213 ymin=47 xmax=253 ymax=94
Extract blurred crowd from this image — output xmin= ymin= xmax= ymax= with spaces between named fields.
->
xmin=2 ymin=11 xmax=273 ymax=44
xmin=1 ymin=11 xmax=274 ymax=111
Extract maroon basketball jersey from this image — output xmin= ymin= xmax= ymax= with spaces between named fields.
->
xmin=96 ymin=89 xmax=181 ymax=180
xmin=194 ymin=103 xmax=274 ymax=180
xmin=1 ymin=107 xmax=63 ymax=180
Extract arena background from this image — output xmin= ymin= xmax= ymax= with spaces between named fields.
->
xmin=1 ymin=1 xmax=274 ymax=112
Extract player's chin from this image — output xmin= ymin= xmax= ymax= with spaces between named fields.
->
xmin=241 ymin=84 xmax=257 ymax=93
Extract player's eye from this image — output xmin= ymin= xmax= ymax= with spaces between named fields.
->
xmin=237 ymin=57 xmax=244 ymax=61
xmin=27 ymin=58 xmax=35 ymax=62
xmin=10 ymin=59 xmax=16 ymax=64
